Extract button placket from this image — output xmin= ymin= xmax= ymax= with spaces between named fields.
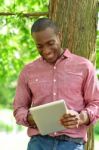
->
xmin=53 ymin=66 xmax=57 ymax=101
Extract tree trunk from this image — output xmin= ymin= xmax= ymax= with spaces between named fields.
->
xmin=49 ymin=0 xmax=98 ymax=150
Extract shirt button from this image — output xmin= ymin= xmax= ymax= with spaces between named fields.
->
xmin=35 ymin=78 xmax=38 ymax=82
xmin=54 ymin=132 xmax=57 ymax=135
xmin=53 ymin=93 xmax=56 ymax=96
xmin=53 ymin=79 xmax=56 ymax=82
xmin=54 ymin=66 xmax=56 ymax=69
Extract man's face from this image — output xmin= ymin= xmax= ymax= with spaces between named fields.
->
xmin=32 ymin=27 xmax=63 ymax=64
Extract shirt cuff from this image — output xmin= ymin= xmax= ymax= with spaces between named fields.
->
xmin=82 ymin=109 xmax=97 ymax=126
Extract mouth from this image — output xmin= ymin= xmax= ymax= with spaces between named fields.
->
xmin=46 ymin=53 xmax=54 ymax=58
xmin=44 ymin=52 xmax=55 ymax=60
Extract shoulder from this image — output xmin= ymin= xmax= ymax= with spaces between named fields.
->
xmin=19 ymin=57 xmax=41 ymax=77
xmin=70 ymin=53 xmax=96 ymax=77
xmin=23 ymin=57 xmax=41 ymax=71
xmin=72 ymin=53 xmax=94 ymax=69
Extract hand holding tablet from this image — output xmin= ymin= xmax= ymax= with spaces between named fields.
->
xmin=29 ymin=99 xmax=68 ymax=135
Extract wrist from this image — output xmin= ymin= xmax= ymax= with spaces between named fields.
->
xmin=79 ymin=110 xmax=90 ymax=126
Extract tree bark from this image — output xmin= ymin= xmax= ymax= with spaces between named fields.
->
xmin=49 ymin=0 xmax=98 ymax=150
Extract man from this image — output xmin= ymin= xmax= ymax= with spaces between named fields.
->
xmin=13 ymin=18 xmax=99 ymax=150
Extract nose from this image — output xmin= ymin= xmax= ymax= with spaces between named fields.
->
xmin=42 ymin=46 xmax=51 ymax=55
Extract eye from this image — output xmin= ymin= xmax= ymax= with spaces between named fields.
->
xmin=37 ymin=45 xmax=43 ymax=49
xmin=48 ymin=41 xmax=55 ymax=46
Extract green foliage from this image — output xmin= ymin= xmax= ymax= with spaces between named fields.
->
xmin=0 ymin=0 xmax=48 ymax=12
xmin=94 ymin=122 xmax=99 ymax=135
xmin=0 ymin=120 xmax=24 ymax=132
xmin=0 ymin=121 xmax=13 ymax=132
xmin=94 ymin=121 xmax=99 ymax=140
xmin=0 ymin=0 xmax=49 ymax=108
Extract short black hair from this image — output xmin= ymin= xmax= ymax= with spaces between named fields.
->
xmin=31 ymin=18 xmax=59 ymax=34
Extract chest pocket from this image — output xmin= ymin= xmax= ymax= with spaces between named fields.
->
xmin=28 ymin=75 xmax=52 ymax=98
xmin=62 ymin=71 xmax=83 ymax=91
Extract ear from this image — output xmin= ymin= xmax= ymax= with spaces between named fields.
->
xmin=58 ymin=32 xmax=62 ymax=42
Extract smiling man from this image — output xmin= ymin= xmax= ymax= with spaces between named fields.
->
xmin=13 ymin=18 xmax=99 ymax=150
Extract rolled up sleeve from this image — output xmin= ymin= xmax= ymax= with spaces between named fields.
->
xmin=83 ymin=62 xmax=99 ymax=124
xmin=13 ymin=68 xmax=32 ymax=127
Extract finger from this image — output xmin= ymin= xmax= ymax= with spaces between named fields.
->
xmin=62 ymin=114 xmax=77 ymax=121
xmin=60 ymin=118 xmax=79 ymax=127
xmin=33 ymin=124 xmax=37 ymax=129
xmin=60 ymin=116 xmax=79 ymax=123
xmin=63 ymin=114 xmax=76 ymax=118
xmin=60 ymin=120 xmax=78 ymax=126
xmin=64 ymin=124 xmax=78 ymax=129
xmin=61 ymin=120 xmax=79 ymax=128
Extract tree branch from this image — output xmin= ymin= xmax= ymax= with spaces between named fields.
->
xmin=0 ymin=12 xmax=49 ymax=17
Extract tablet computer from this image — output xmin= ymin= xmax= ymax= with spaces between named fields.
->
xmin=29 ymin=99 xmax=68 ymax=135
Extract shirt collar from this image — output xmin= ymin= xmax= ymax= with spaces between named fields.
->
xmin=40 ymin=48 xmax=72 ymax=62
xmin=62 ymin=49 xmax=72 ymax=58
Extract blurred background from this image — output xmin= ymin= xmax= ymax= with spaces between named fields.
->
xmin=0 ymin=0 xmax=99 ymax=150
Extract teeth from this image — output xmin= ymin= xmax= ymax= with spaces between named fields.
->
xmin=47 ymin=55 xmax=53 ymax=58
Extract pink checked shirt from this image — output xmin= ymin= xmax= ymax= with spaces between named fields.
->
xmin=13 ymin=49 xmax=99 ymax=141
